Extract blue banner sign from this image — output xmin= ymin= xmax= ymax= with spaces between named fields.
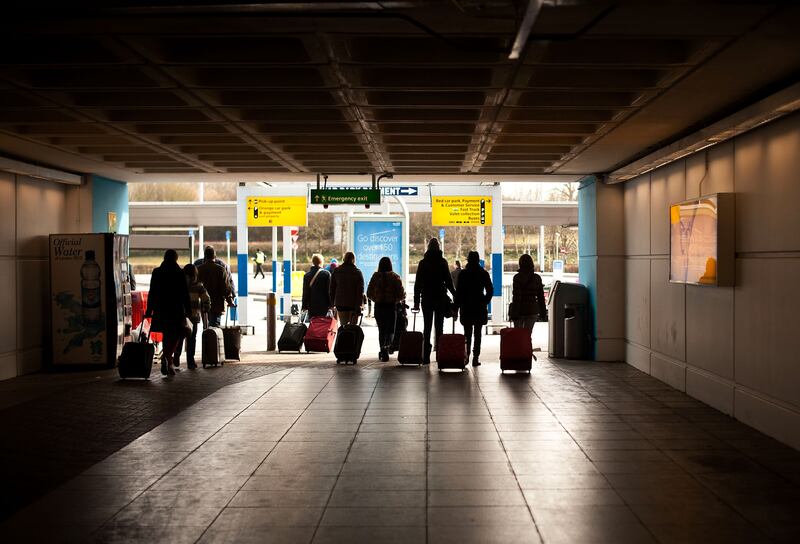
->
xmin=353 ymin=220 xmax=403 ymax=278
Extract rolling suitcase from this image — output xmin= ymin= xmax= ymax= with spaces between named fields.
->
xmin=202 ymin=326 xmax=225 ymax=367
xmin=500 ymin=326 xmax=534 ymax=373
xmin=118 ymin=322 xmax=154 ymax=379
xmin=334 ymin=315 xmax=364 ymax=364
xmin=221 ymin=313 xmax=243 ymax=361
xmin=397 ymin=310 xmax=424 ymax=366
xmin=278 ymin=314 xmax=307 ymax=353
xmin=304 ymin=312 xmax=337 ymax=353
xmin=437 ymin=319 xmax=466 ymax=371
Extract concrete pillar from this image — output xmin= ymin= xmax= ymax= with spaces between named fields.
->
xmin=578 ymin=176 xmax=625 ymax=361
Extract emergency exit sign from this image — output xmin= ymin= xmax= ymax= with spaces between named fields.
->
xmin=311 ymin=188 xmax=381 ymax=205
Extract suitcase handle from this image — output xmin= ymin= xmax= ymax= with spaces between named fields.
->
xmin=410 ymin=308 xmax=418 ymax=331
xmin=137 ymin=319 xmax=151 ymax=344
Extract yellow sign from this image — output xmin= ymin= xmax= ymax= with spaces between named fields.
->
xmin=431 ymin=196 xmax=492 ymax=226
xmin=246 ymin=196 xmax=307 ymax=227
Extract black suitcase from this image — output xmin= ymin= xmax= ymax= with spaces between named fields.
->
xmin=222 ymin=313 xmax=243 ymax=361
xmin=118 ymin=324 xmax=154 ymax=379
xmin=397 ymin=310 xmax=424 ymax=366
xmin=334 ymin=316 xmax=364 ymax=364
xmin=278 ymin=317 xmax=307 ymax=352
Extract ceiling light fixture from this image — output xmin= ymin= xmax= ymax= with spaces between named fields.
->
xmin=508 ymin=0 xmax=544 ymax=59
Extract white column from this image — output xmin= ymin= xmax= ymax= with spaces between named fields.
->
xmin=476 ymin=226 xmax=485 ymax=263
xmin=282 ymin=225 xmax=292 ymax=321
xmin=271 ymin=226 xmax=278 ymax=295
xmin=235 ymin=185 xmax=249 ymax=326
xmin=490 ymin=184 xmax=504 ymax=325
xmin=539 ymin=224 xmax=545 ymax=272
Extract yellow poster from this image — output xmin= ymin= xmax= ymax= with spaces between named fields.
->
xmin=431 ymin=196 xmax=492 ymax=226
xmin=246 ymin=196 xmax=307 ymax=227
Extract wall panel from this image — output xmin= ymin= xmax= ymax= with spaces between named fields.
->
xmin=623 ymin=110 xmax=800 ymax=450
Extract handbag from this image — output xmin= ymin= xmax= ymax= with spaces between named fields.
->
xmin=440 ymin=293 xmax=455 ymax=318
xmin=508 ymin=301 xmax=519 ymax=320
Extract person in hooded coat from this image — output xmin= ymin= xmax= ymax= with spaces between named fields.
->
xmin=367 ymin=256 xmax=406 ymax=362
xmin=146 ymin=249 xmax=191 ymax=376
xmin=329 ymin=251 xmax=365 ymax=327
xmin=510 ymin=253 xmax=547 ymax=334
xmin=302 ymin=254 xmax=332 ymax=319
xmin=413 ymin=238 xmax=456 ymax=364
xmin=455 ymin=251 xmax=493 ymax=367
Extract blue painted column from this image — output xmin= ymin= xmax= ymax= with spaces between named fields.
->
xmin=577 ymin=175 xmax=625 ymax=361
xmin=235 ymin=185 xmax=249 ymax=326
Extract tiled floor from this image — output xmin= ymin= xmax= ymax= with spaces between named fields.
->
xmin=2 ymin=357 xmax=800 ymax=543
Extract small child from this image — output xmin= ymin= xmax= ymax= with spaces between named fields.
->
xmin=183 ymin=263 xmax=210 ymax=369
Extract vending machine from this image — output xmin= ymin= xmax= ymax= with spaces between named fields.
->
xmin=49 ymin=233 xmax=132 ymax=368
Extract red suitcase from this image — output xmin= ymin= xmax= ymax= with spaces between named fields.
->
xmin=304 ymin=314 xmax=336 ymax=353
xmin=437 ymin=320 xmax=466 ymax=371
xmin=398 ymin=310 xmax=424 ymax=365
xmin=500 ymin=327 xmax=534 ymax=373
xmin=131 ymin=291 xmax=161 ymax=343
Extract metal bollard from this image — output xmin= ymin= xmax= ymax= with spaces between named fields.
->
xmin=267 ymin=292 xmax=277 ymax=352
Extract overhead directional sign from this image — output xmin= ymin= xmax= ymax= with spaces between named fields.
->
xmin=246 ymin=196 xmax=307 ymax=227
xmin=320 ymin=186 xmax=419 ymax=197
xmin=311 ymin=188 xmax=381 ymax=205
xmin=432 ymin=196 xmax=492 ymax=226
xmin=382 ymin=186 xmax=419 ymax=196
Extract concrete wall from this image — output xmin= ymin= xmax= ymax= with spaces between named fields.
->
xmin=623 ymin=111 xmax=800 ymax=450
xmin=0 ymin=171 xmax=88 ymax=380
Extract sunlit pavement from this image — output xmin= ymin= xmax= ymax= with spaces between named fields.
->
xmin=2 ymin=343 xmax=800 ymax=543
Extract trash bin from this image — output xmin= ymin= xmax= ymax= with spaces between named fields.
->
xmin=548 ymin=281 xmax=589 ymax=358
xmin=564 ymin=303 xmax=587 ymax=360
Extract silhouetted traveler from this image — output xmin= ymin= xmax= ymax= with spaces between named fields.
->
xmin=413 ymin=238 xmax=456 ymax=364
xmin=455 ymin=251 xmax=493 ymax=367
xmin=510 ymin=253 xmax=547 ymax=333
xmin=197 ymin=246 xmax=234 ymax=328
xmin=146 ymin=249 xmax=190 ymax=376
xmin=253 ymin=249 xmax=266 ymax=279
xmin=451 ymin=260 xmax=462 ymax=289
xmin=194 ymin=245 xmax=236 ymax=302
xmin=175 ymin=264 xmax=210 ymax=370
xmin=302 ymin=254 xmax=332 ymax=319
xmin=329 ymin=252 xmax=364 ymax=327
xmin=367 ymin=257 xmax=406 ymax=362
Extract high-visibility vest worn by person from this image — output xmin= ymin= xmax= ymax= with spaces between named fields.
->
xmin=254 ymin=251 xmax=265 ymax=265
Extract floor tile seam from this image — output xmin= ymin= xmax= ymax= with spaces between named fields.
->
xmin=530 ymin=366 xmax=741 ymax=544
xmin=75 ymin=369 xmax=292 ymax=540
xmin=188 ymin=367 xmax=340 ymax=544
xmin=622 ymin=367 xmax=800 ymax=491
xmin=569 ymin=366 xmax=785 ymax=539
xmin=473 ymin=374 xmax=544 ymax=544
xmin=425 ymin=366 xmax=430 ymax=544
xmin=308 ymin=366 xmax=384 ymax=544
xmin=92 ymin=368 xmax=296 ymax=542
